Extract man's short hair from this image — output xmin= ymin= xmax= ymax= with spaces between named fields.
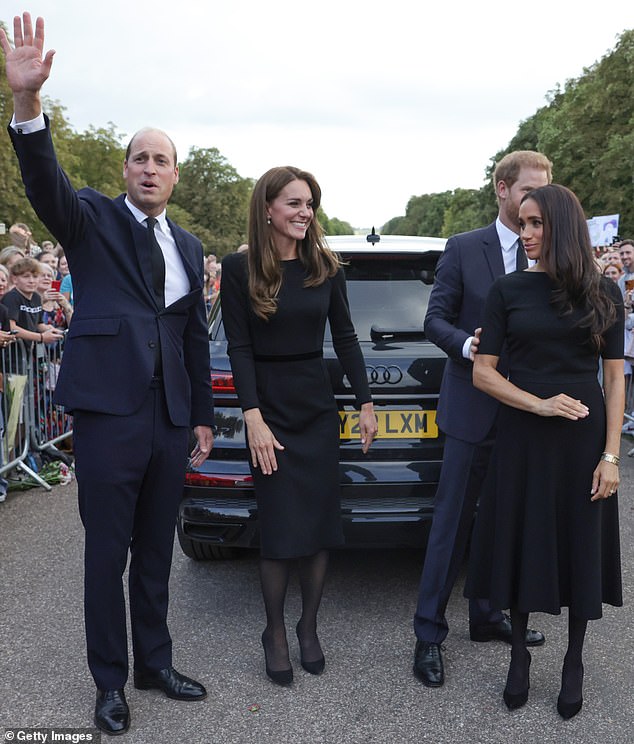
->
xmin=10 ymin=257 xmax=40 ymax=276
xmin=125 ymin=128 xmax=178 ymax=166
xmin=493 ymin=151 xmax=553 ymax=194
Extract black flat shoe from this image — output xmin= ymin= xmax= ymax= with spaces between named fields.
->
xmin=134 ymin=666 xmax=207 ymax=700
xmin=261 ymin=632 xmax=293 ymax=686
xmin=503 ymin=651 xmax=531 ymax=710
xmin=295 ymin=624 xmax=325 ymax=675
xmin=94 ymin=688 xmax=130 ymax=736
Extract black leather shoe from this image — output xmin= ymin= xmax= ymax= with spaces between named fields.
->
xmin=413 ymin=640 xmax=444 ymax=688
xmin=134 ymin=666 xmax=207 ymax=700
xmin=94 ymin=689 xmax=130 ymax=736
xmin=470 ymin=614 xmax=545 ymax=646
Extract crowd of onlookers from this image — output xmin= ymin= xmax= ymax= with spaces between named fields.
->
xmin=594 ymin=237 xmax=634 ymax=429
xmin=0 ymin=222 xmax=73 ymax=502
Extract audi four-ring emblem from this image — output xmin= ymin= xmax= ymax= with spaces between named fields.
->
xmin=365 ymin=365 xmax=403 ymax=384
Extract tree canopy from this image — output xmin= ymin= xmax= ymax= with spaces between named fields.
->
xmin=383 ymin=28 xmax=634 ymax=239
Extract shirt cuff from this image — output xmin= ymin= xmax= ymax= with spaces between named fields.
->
xmin=10 ymin=112 xmax=46 ymax=134
xmin=462 ymin=336 xmax=474 ymax=360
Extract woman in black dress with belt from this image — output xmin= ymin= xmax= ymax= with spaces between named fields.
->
xmin=466 ymin=184 xmax=623 ymax=718
xmin=221 ymin=167 xmax=377 ymax=685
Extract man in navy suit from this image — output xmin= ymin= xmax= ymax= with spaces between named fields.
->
xmin=2 ymin=14 xmax=214 ymax=735
xmin=413 ymin=150 xmax=553 ymax=687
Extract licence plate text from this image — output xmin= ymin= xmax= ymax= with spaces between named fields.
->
xmin=339 ymin=410 xmax=438 ymax=439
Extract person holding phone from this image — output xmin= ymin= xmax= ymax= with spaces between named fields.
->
xmin=37 ymin=262 xmax=73 ymax=330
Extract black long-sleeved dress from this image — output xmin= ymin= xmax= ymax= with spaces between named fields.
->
xmin=465 ymin=272 xmax=623 ymax=619
xmin=221 ymin=252 xmax=371 ymax=559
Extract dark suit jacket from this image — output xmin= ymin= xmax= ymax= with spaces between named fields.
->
xmin=424 ymin=222 xmax=507 ymax=443
xmin=9 ymin=118 xmax=213 ymax=429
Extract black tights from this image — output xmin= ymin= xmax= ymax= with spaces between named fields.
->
xmin=259 ymin=550 xmax=329 ymax=671
xmin=506 ymin=606 xmax=588 ymax=701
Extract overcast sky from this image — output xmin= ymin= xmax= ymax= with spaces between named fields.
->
xmin=4 ymin=1 xmax=632 ymax=229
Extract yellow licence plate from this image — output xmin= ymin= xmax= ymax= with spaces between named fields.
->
xmin=339 ymin=410 xmax=438 ymax=440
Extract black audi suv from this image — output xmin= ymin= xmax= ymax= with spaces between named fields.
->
xmin=178 ymin=232 xmax=447 ymax=559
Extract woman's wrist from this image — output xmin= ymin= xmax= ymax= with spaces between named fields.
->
xmin=600 ymin=451 xmax=620 ymax=466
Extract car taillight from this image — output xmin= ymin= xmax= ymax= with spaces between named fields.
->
xmin=185 ymin=472 xmax=253 ymax=488
xmin=211 ymin=370 xmax=235 ymax=393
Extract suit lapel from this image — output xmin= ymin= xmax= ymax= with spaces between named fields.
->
xmin=167 ymin=218 xmax=202 ymax=290
xmin=481 ymin=222 xmax=505 ymax=280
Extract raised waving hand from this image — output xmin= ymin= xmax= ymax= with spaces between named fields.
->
xmin=0 ymin=12 xmax=55 ymax=119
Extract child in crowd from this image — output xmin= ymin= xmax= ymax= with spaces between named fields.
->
xmin=2 ymin=258 xmax=65 ymax=352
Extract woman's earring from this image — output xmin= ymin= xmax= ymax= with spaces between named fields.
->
xmin=266 ymin=216 xmax=271 ymax=225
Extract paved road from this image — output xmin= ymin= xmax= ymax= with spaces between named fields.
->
xmin=1 ymin=439 xmax=632 ymax=744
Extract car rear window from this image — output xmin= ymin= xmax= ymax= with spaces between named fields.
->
xmin=328 ymin=255 xmax=439 ymax=342
xmin=212 ymin=253 xmax=441 ymax=344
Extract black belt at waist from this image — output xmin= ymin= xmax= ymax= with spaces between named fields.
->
xmin=253 ymin=350 xmax=323 ymax=363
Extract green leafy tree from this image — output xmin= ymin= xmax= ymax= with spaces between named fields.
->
xmin=441 ymin=188 xmax=485 ymax=236
xmin=383 ymin=192 xmax=453 ymax=236
xmin=171 ymin=146 xmax=253 ymax=256
xmin=69 ymin=123 xmax=127 ymax=197
xmin=319 ymin=208 xmax=353 ymax=235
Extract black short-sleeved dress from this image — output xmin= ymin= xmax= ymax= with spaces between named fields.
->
xmin=220 ymin=252 xmax=371 ymax=560
xmin=465 ymin=272 xmax=623 ymax=620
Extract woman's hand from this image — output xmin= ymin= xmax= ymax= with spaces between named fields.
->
xmin=533 ymin=394 xmax=589 ymax=420
xmin=591 ymin=460 xmax=619 ymax=501
xmin=44 ymin=289 xmax=64 ymax=303
xmin=359 ymin=402 xmax=378 ymax=454
xmin=244 ymin=408 xmax=284 ymax=475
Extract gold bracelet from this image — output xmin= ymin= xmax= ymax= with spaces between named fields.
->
xmin=600 ymin=452 xmax=620 ymax=466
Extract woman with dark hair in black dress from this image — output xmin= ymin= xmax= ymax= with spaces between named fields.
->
xmin=221 ymin=166 xmax=377 ymax=685
xmin=466 ymin=184 xmax=623 ymax=719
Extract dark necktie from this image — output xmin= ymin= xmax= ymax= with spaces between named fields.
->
xmin=145 ymin=217 xmax=166 ymax=308
xmin=515 ymin=239 xmax=528 ymax=271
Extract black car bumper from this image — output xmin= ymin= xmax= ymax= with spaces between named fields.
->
xmin=178 ymin=459 xmax=440 ymax=557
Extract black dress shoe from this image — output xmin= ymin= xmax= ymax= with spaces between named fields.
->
xmin=134 ymin=666 xmax=207 ymax=700
xmin=557 ymin=660 xmax=584 ymax=719
xmin=470 ymin=614 xmax=545 ymax=646
xmin=413 ymin=640 xmax=444 ymax=688
xmin=94 ymin=689 xmax=130 ymax=736
xmin=557 ymin=695 xmax=583 ymax=720
xmin=261 ymin=632 xmax=294 ymax=686
xmin=503 ymin=651 xmax=531 ymax=710
xmin=296 ymin=623 xmax=325 ymax=675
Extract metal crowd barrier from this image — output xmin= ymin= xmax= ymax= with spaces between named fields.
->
xmin=1 ymin=336 xmax=73 ymax=492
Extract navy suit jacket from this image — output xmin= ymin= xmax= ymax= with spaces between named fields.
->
xmin=424 ymin=222 xmax=507 ymax=443
xmin=9 ymin=119 xmax=213 ymax=429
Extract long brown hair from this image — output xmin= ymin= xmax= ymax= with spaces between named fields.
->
xmin=247 ymin=166 xmax=340 ymax=320
xmin=522 ymin=184 xmax=617 ymax=348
